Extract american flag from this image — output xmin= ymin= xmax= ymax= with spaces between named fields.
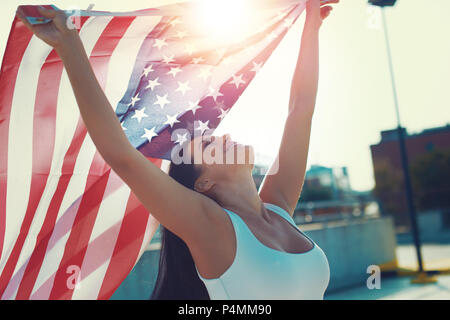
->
xmin=0 ymin=1 xmax=305 ymax=299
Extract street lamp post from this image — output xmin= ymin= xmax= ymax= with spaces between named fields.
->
xmin=368 ymin=0 xmax=436 ymax=283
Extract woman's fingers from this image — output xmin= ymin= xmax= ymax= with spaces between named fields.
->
xmin=320 ymin=0 xmax=340 ymax=6
xmin=36 ymin=6 xmax=58 ymax=19
xmin=308 ymin=0 xmax=338 ymax=11
xmin=320 ymin=6 xmax=333 ymax=20
xmin=37 ymin=6 xmax=70 ymax=32
xmin=15 ymin=8 xmax=38 ymax=33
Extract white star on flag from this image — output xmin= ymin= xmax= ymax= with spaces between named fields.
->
xmin=184 ymin=44 xmax=196 ymax=56
xmin=186 ymin=101 xmax=202 ymax=115
xmin=217 ymin=107 xmax=229 ymax=120
xmin=207 ymin=87 xmax=224 ymax=101
xmin=141 ymin=127 xmax=158 ymax=142
xmin=176 ymin=81 xmax=192 ymax=95
xmin=230 ymin=74 xmax=246 ymax=88
xmin=251 ymin=61 xmax=262 ymax=73
xmin=198 ymin=66 xmax=212 ymax=81
xmin=192 ymin=56 xmax=205 ymax=64
xmin=174 ymin=132 xmax=189 ymax=145
xmin=176 ymin=30 xmax=187 ymax=39
xmin=154 ymin=93 xmax=170 ymax=109
xmin=128 ymin=93 xmax=141 ymax=107
xmin=164 ymin=113 xmax=181 ymax=128
xmin=145 ymin=77 xmax=161 ymax=91
xmin=162 ymin=54 xmax=175 ymax=64
xmin=169 ymin=17 xmax=182 ymax=26
xmin=195 ymin=120 xmax=210 ymax=135
xmin=131 ymin=107 xmax=148 ymax=123
xmin=153 ymin=38 xmax=168 ymax=50
xmin=141 ymin=64 xmax=154 ymax=78
xmin=222 ymin=56 xmax=234 ymax=66
xmin=167 ymin=66 xmax=182 ymax=77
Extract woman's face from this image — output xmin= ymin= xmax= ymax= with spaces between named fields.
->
xmin=184 ymin=134 xmax=255 ymax=190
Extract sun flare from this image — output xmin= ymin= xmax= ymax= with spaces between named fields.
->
xmin=195 ymin=0 xmax=250 ymax=41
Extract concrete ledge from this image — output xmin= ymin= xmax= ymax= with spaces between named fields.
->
xmin=303 ymin=217 xmax=398 ymax=293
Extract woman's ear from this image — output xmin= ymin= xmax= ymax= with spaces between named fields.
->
xmin=194 ymin=176 xmax=214 ymax=193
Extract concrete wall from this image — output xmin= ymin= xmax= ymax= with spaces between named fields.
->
xmin=310 ymin=217 xmax=397 ymax=293
xmin=396 ymin=210 xmax=450 ymax=244
xmin=110 ymin=217 xmax=397 ymax=299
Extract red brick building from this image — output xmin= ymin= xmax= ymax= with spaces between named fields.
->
xmin=370 ymin=124 xmax=450 ymax=226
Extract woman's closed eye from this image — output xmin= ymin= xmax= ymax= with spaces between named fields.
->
xmin=202 ymin=138 xmax=213 ymax=149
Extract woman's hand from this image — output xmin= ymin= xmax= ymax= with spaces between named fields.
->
xmin=16 ymin=6 xmax=79 ymax=52
xmin=306 ymin=0 xmax=339 ymax=28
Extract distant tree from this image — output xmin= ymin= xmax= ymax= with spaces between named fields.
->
xmin=410 ymin=149 xmax=450 ymax=211
xmin=372 ymin=158 xmax=409 ymax=226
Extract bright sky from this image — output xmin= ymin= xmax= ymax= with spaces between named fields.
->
xmin=1 ymin=0 xmax=449 ymax=191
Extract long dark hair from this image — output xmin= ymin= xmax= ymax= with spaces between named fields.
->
xmin=150 ymin=160 xmax=210 ymax=300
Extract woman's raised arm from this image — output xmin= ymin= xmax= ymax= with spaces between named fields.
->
xmin=258 ymin=0 xmax=338 ymax=216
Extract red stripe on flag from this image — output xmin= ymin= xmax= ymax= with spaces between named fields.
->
xmin=0 ymin=18 xmax=34 ymax=262
xmin=97 ymin=157 xmax=162 ymax=300
xmin=46 ymin=17 xmax=136 ymax=300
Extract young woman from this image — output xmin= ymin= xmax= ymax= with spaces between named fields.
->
xmin=17 ymin=0 xmax=338 ymax=300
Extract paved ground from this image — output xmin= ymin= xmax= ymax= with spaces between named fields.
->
xmin=325 ymin=244 xmax=450 ymax=300
xmin=396 ymin=244 xmax=450 ymax=271
xmin=325 ymin=274 xmax=450 ymax=300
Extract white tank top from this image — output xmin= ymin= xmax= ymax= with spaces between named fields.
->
xmin=195 ymin=202 xmax=330 ymax=299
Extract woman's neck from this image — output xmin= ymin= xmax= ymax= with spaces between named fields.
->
xmin=211 ymin=171 xmax=266 ymax=219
